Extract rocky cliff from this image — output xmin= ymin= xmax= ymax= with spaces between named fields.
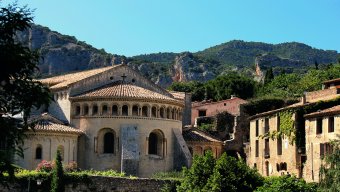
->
xmin=16 ymin=24 xmax=124 ymax=76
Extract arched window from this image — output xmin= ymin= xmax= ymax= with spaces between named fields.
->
xmin=75 ymin=105 xmax=81 ymax=116
xmin=160 ymin=107 xmax=165 ymax=118
xmin=132 ymin=105 xmax=139 ymax=116
xmin=142 ymin=106 xmax=148 ymax=117
xmin=122 ymin=105 xmax=128 ymax=116
xmin=35 ymin=145 xmax=42 ymax=159
xmin=92 ymin=104 xmax=98 ymax=115
xmin=167 ymin=108 xmax=171 ymax=119
xmin=102 ymin=105 xmax=108 ymax=115
xmin=148 ymin=130 xmax=164 ymax=156
xmin=57 ymin=145 xmax=64 ymax=161
xmin=83 ymin=104 xmax=89 ymax=115
xmin=151 ymin=106 xmax=157 ymax=118
xmin=112 ymin=105 xmax=118 ymax=116
xmin=104 ymin=132 xmax=114 ymax=153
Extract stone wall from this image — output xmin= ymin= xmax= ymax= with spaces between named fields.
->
xmin=0 ymin=176 xmax=177 ymax=192
xmin=305 ymin=88 xmax=338 ymax=103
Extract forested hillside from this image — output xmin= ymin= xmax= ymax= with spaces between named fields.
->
xmin=17 ymin=24 xmax=340 ymax=87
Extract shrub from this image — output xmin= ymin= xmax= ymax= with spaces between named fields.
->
xmin=36 ymin=160 xmax=54 ymax=172
xmin=255 ymin=175 xmax=317 ymax=192
xmin=64 ymin=161 xmax=78 ymax=172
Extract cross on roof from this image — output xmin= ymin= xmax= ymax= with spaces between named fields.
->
xmin=121 ymin=73 xmax=127 ymax=82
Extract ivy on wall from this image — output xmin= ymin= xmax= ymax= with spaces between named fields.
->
xmin=260 ymin=96 xmax=340 ymax=151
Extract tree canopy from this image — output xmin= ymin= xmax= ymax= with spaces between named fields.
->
xmin=0 ymin=3 xmax=51 ymax=182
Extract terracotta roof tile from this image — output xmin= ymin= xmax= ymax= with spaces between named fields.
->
xmin=305 ymin=105 xmax=340 ymax=118
xmin=71 ymin=81 xmax=180 ymax=103
xmin=183 ymin=128 xmax=222 ymax=143
xmin=39 ymin=66 xmax=117 ymax=90
xmin=29 ymin=113 xmax=83 ymax=134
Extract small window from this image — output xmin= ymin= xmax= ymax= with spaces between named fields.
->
xmin=112 ymin=105 xmax=118 ymax=116
xmin=277 ymin=136 xmax=282 ymax=155
xmin=255 ymin=120 xmax=259 ymax=137
xmin=83 ymin=105 xmax=89 ymax=115
xmin=102 ymin=105 xmax=108 ymax=115
xmin=265 ymin=139 xmax=270 ymax=158
xmin=254 ymin=163 xmax=257 ymax=169
xmin=224 ymin=103 xmax=226 ymax=106
xmin=316 ymin=118 xmax=323 ymax=134
xmin=148 ymin=130 xmax=164 ymax=156
xmin=328 ymin=117 xmax=334 ymax=133
xmin=75 ymin=105 xmax=81 ymax=116
xmin=132 ymin=105 xmax=139 ymax=116
xmin=149 ymin=132 xmax=158 ymax=155
xmin=122 ymin=105 xmax=128 ymax=116
xmin=92 ymin=105 xmax=98 ymax=115
xmin=277 ymin=115 xmax=280 ymax=131
xmin=198 ymin=110 xmax=206 ymax=117
xmin=104 ymin=132 xmax=114 ymax=154
xmin=255 ymin=140 xmax=259 ymax=157
xmin=265 ymin=118 xmax=269 ymax=133
xmin=35 ymin=145 xmax=42 ymax=159
xmin=160 ymin=107 xmax=165 ymax=118
xmin=151 ymin=107 xmax=157 ymax=118
xmin=142 ymin=106 xmax=148 ymax=117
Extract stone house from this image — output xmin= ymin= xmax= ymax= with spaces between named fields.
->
xmin=247 ymin=79 xmax=340 ymax=179
xmin=191 ymin=97 xmax=249 ymax=156
xmin=16 ymin=64 xmax=192 ymax=177
xmin=304 ymin=105 xmax=340 ymax=182
xmin=182 ymin=127 xmax=223 ymax=158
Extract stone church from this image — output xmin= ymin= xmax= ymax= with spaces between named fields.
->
xmin=16 ymin=64 xmax=192 ymax=177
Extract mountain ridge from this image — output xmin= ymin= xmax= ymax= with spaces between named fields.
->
xmin=16 ymin=24 xmax=340 ymax=87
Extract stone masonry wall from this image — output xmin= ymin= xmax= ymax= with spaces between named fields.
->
xmin=0 ymin=176 xmax=177 ymax=192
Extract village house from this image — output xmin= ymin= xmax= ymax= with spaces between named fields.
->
xmin=189 ymin=97 xmax=249 ymax=157
xmin=304 ymin=105 xmax=340 ymax=182
xmin=247 ymin=78 xmax=340 ymax=179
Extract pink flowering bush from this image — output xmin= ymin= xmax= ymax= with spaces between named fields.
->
xmin=64 ymin=161 xmax=78 ymax=172
xmin=36 ymin=160 xmax=54 ymax=172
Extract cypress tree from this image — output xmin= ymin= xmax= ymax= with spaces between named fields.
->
xmin=51 ymin=149 xmax=64 ymax=192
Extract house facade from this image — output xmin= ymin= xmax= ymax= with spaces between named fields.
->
xmin=304 ymin=105 xmax=340 ymax=182
xmin=247 ymin=79 xmax=340 ymax=179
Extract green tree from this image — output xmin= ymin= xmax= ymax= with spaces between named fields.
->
xmin=177 ymin=151 xmax=215 ymax=192
xmin=264 ymin=67 xmax=274 ymax=84
xmin=0 ymin=3 xmax=51 ymax=182
xmin=255 ymin=175 xmax=317 ymax=192
xmin=204 ymin=153 xmax=263 ymax=192
xmin=167 ymin=81 xmax=205 ymax=101
xmin=51 ymin=149 xmax=65 ymax=192
xmin=318 ymin=138 xmax=340 ymax=192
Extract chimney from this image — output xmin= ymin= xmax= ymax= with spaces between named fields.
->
xmin=302 ymin=92 xmax=307 ymax=104
xmin=230 ymin=95 xmax=235 ymax=99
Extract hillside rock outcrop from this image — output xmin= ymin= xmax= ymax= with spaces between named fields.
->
xmin=172 ymin=52 xmax=215 ymax=82
xmin=15 ymin=24 xmax=124 ymax=75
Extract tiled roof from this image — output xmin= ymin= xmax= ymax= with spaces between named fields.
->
xmin=39 ymin=66 xmax=117 ymax=90
xmin=29 ymin=113 xmax=83 ymax=134
xmin=323 ymin=78 xmax=340 ymax=84
xmin=70 ymin=81 xmax=180 ymax=103
xmin=183 ymin=128 xmax=222 ymax=143
xmin=250 ymin=95 xmax=340 ymax=120
xmin=305 ymin=105 xmax=340 ymax=118
xmin=169 ymin=91 xmax=186 ymax=100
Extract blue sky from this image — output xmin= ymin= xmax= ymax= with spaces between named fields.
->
xmin=2 ymin=0 xmax=340 ymax=56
